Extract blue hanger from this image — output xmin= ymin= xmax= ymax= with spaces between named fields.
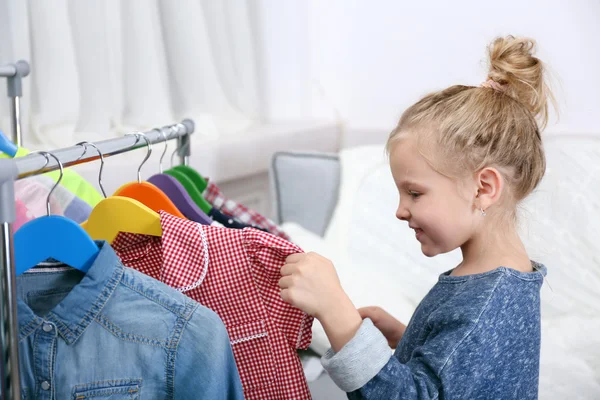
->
xmin=0 ymin=129 xmax=18 ymax=157
xmin=14 ymin=151 xmax=99 ymax=276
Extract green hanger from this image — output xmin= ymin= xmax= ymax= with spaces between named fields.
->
xmin=164 ymin=169 xmax=213 ymax=214
xmin=170 ymin=165 xmax=209 ymax=193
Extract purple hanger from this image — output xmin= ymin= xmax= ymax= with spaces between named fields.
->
xmin=148 ymin=174 xmax=212 ymax=225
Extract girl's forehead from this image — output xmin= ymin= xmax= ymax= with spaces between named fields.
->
xmin=389 ymin=139 xmax=453 ymax=185
xmin=390 ymin=140 xmax=432 ymax=173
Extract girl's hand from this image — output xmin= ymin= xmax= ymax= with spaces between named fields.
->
xmin=358 ymin=306 xmax=406 ymax=349
xmin=279 ymin=252 xmax=346 ymax=319
xmin=279 ymin=252 xmax=362 ymax=352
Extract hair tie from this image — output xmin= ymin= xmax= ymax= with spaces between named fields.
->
xmin=480 ymin=79 xmax=507 ymax=92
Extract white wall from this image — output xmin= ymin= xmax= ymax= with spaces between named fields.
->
xmin=254 ymin=0 xmax=312 ymax=121
xmin=259 ymin=0 xmax=600 ymax=140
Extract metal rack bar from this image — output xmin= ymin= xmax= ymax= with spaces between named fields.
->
xmin=0 ymin=118 xmax=194 ymax=399
xmin=12 ymin=119 xmax=195 ymax=178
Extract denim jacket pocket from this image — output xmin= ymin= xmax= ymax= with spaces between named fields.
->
xmin=72 ymin=378 xmax=142 ymax=399
xmin=229 ymin=320 xmax=277 ymax=390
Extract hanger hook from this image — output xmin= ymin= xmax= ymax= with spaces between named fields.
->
xmin=126 ymin=132 xmax=152 ymax=183
xmin=158 ymin=128 xmax=169 ymax=173
xmin=169 ymin=124 xmax=188 ymax=168
xmin=30 ymin=151 xmax=64 ymax=216
xmin=76 ymin=141 xmax=107 ymax=198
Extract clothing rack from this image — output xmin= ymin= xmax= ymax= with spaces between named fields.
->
xmin=0 ymin=119 xmax=195 ymax=399
xmin=0 ymin=60 xmax=30 ymax=147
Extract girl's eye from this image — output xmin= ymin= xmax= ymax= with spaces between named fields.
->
xmin=408 ymin=191 xmax=421 ymax=199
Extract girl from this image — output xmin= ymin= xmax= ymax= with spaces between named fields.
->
xmin=279 ymin=36 xmax=553 ymax=399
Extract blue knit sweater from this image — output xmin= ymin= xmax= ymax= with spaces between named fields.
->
xmin=322 ymin=264 xmax=546 ymax=399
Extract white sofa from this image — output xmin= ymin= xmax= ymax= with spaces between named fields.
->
xmin=271 ymin=135 xmax=600 ymax=399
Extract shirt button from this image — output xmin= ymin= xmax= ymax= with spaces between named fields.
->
xmin=41 ymin=381 xmax=50 ymax=390
xmin=42 ymin=323 xmax=53 ymax=333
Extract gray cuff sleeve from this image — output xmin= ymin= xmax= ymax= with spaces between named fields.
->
xmin=321 ymin=318 xmax=392 ymax=392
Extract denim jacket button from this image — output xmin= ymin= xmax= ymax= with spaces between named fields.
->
xmin=41 ymin=381 xmax=50 ymax=390
xmin=42 ymin=323 xmax=53 ymax=333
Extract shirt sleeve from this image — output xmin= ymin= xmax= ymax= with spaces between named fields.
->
xmin=242 ymin=228 xmax=314 ymax=349
xmin=321 ymin=319 xmax=393 ymax=393
xmin=174 ymin=304 xmax=244 ymax=399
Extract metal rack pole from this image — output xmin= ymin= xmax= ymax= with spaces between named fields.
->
xmin=177 ymin=133 xmax=191 ymax=166
xmin=0 ymin=61 xmax=30 ymax=147
xmin=0 ymin=160 xmax=19 ymax=400
xmin=0 ymin=119 xmax=194 ymax=399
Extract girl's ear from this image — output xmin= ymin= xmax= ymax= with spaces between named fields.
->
xmin=475 ymin=167 xmax=504 ymax=211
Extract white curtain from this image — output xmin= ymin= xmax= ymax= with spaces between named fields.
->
xmin=0 ymin=0 xmax=262 ymax=148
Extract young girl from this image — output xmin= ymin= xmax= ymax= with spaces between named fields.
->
xmin=279 ymin=36 xmax=553 ymax=399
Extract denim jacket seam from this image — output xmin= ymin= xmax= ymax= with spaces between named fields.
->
xmin=95 ymin=314 xmax=168 ymax=347
xmin=19 ymin=318 xmax=43 ymax=342
xmin=48 ymin=317 xmax=77 ymax=342
xmin=436 ymin=274 xmax=505 ymax=376
xmin=33 ymin=327 xmax=42 ymax=381
xmin=73 ymin=378 xmax=142 ymax=387
xmin=164 ymin=303 xmax=196 ymax=400
xmin=72 ymin=378 xmax=143 ymax=397
xmin=47 ymin=263 xmax=124 ymax=344
xmin=49 ymin=335 xmax=56 ymax=397
xmin=119 ymin=278 xmax=191 ymax=319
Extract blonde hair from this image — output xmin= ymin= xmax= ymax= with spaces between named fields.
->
xmin=387 ymin=36 xmax=556 ymax=204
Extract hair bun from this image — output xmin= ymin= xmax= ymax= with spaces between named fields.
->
xmin=487 ymin=36 xmax=554 ymax=129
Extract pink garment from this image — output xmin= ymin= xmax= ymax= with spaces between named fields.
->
xmin=14 ymin=199 xmax=34 ymax=232
xmin=14 ymin=178 xmax=64 ymax=219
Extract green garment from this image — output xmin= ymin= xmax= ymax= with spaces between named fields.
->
xmin=1 ymin=147 xmax=103 ymax=207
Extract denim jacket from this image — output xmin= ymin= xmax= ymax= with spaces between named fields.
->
xmin=16 ymin=241 xmax=244 ymax=399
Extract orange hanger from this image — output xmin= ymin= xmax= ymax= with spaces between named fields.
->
xmin=114 ymin=132 xmax=186 ymax=219
xmin=114 ymin=181 xmax=185 ymax=218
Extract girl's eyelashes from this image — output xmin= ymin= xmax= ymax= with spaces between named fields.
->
xmin=408 ymin=190 xmax=421 ymax=199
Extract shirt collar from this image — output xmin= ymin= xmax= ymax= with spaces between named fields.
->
xmin=114 ymin=211 xmax=209 ymax=292
xmin=17 ymin=241 xmax=124 ymax=344
xmin=158 ymin=211 xmax=209 ymax=291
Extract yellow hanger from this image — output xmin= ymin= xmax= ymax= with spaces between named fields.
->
xmin=78 ymin=141 xmax=162 ymax=243
xmin=81 ymin=196 xmax=162 ymax=243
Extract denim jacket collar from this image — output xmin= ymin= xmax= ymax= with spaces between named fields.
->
xmin=17 ymin=241 xmax=124 ymax=344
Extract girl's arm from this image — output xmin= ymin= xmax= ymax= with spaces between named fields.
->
xmin=279 ymin=253 xmax=538 ymax=399
xmin=279 ymin=252 xmax=439 ymax=398
xmin=359 ymin=306 xmax=406 ymax=348
xmin=279 ymin=252 xmax=362 ymax=352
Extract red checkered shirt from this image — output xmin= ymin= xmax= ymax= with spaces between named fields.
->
xmin=204 ymin=182 xmax=292 ymax=241
xmin=112 ymin=211 xmax=313 ymax=399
